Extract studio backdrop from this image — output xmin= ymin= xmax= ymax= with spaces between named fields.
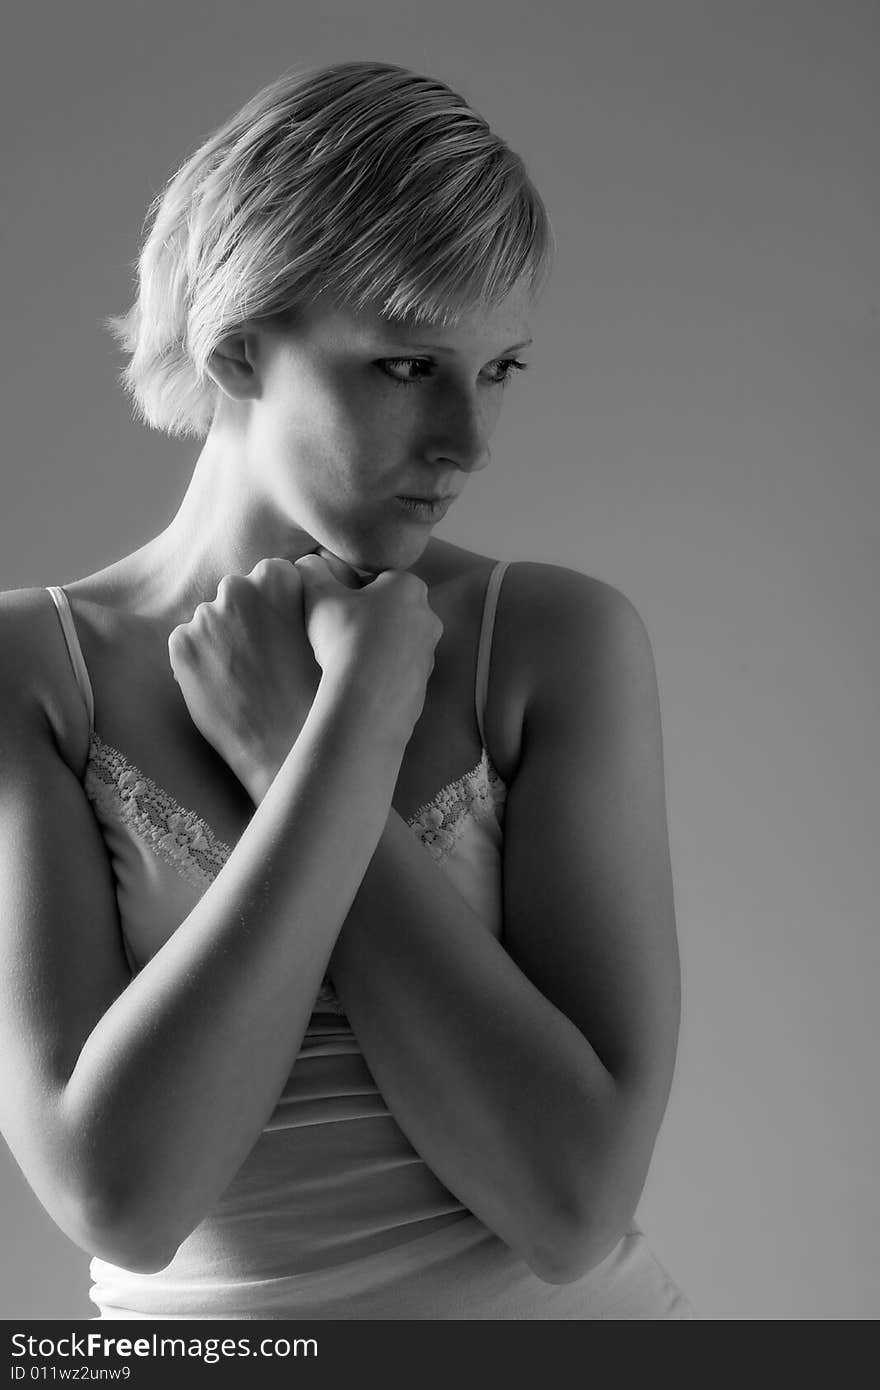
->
xmin=1 ymin=0 xmax=877 ymax=1321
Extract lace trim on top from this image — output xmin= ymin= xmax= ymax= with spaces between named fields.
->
xmin=84 ymin=734 xmax=234 ymax=890
xmin=405 ymin=747 xmax=506 ymax=865
xmin=84 ymin=733 xmax=507 ymax=1012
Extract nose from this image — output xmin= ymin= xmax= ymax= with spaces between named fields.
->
xmin=425 ymin=388 xmax=492 ymax=475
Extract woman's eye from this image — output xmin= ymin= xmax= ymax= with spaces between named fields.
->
xmin=377 ymin=358 xmax=529 ymax=388
xmin=377 ymin=359 xmax=432 ymax=386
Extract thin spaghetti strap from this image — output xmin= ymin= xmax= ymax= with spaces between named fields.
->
xmin=45 ymin=586 xmax=95 ymax=733
xmin=474 ymin=560 xmax=510 ymax=751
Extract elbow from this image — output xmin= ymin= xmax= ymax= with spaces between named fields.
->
xmin=524 ymin=1189 xmax=630 ymax=1286
xmin=89 ymin=1191 xmax=181 ymax=1274
xmin=64 ymin=1182 xmax=180 ymax=1275
xmin=91 ymin=1228 xmax=179 ymax=1276
xmin=527 ymin=1226 xmax=626 ymax=1286
xmin=40 ymin=1095 xmax=182 ymax=1274
xmin=525 ymin=1092 xmax=647 ymax=1284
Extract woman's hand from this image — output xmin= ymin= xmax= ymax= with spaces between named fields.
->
xmin=167 ymin=557 xmax=321 ymax=804
xmin=294 ymin=551 xmax=443 ymax=741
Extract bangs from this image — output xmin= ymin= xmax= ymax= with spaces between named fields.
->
xmin=103 ymin=60 xmax=556 ymax=438
xmin=311 ymin=152 xmax=553 ymax=328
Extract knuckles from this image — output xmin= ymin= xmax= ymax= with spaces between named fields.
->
xmin=169 ymin=560 xmax=304 ymax=648
xmin=212 ymin=560 xmax=302 ymax=609
xmin=249 ymin=556 xmax=298 ymax=580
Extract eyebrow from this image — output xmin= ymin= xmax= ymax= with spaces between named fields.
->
xmin=375 ymin=329 xmax=531 ymax=350
xmin=382 ymin=338 xmax=533 ymax=354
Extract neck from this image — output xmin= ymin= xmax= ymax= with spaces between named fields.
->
xmin=101 ymin=423 xmax=443 ymax=628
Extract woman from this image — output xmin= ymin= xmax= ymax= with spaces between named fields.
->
xmin=0 ymin=60 xmax=695 ymax=1319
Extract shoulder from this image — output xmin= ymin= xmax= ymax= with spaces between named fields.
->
xmin=0 ymin=585 xmax=58 ymax=678
xmin=0 ymin=586 xmax=90 ymax=776
xmin=429 ymin=539 xmax=645 ymax=641
xmin=501 ymin=559 xmax=639 ymax=622
xmin=496 ymin=561 xmax=653 ymax=719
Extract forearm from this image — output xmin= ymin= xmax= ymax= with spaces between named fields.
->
xmin=61 ymin=675 xmax=408 ymax=1270
xmin=328 ymin=809 xmax=619 ymax=1282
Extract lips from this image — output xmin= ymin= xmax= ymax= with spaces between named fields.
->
xmin=397 ymin=493 xmax=456 ymax=502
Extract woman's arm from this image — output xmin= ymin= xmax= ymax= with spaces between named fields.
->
xmin=329 ymin=566 xmax=682 ymax=1286
xmin=328 ymin=808 xmax=618 ymax=1285
xmin=0 ymin=651 xmax=411 ymax=1274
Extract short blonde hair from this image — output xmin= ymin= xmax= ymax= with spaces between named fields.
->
xmin=102 ymin=59 xmax=556 ymax=439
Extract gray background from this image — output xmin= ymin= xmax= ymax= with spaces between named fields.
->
xmin=1 ymin=0 xmax=877 ymax=1320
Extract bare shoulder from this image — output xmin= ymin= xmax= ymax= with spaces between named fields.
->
xmin=0 ymin=585 xmax=90 ymax=777
xmin=502 ymin=558 xmax=640 ymax=623
xmin=495 ymin=560 xmax=649 ymax=712
xmin=427 ymin=538 xmax=637 ymax=625
xmin=0 ymin=585 xmax=57 ymax=683
xmin=426 ymin=548 xmax=647 ymax=785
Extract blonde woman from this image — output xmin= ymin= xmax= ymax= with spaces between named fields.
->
xmin=0 ymin=60 xmax=695 ymax=1319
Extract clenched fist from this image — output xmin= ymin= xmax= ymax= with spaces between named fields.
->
xmin=167 ymin=557 xmax=321 ymax=804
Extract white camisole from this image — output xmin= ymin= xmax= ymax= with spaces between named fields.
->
xmin=45 ymin=563 xmax=695 ymax=1319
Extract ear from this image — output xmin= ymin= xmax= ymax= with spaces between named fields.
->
xmin=205 ymin=329 xmax=261 ymax=403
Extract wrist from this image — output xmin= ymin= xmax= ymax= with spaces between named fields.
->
xmin=245 ymin=676 xmax=410 ymax=807
xmin=240 ymin=751 xmax=287 ymax=807
xmin=237 ymin=732 xmax=300 ymax=806
xmin=318 ymin=661 xmax=418 ymax=749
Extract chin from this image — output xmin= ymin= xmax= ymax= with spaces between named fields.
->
xmin=325 ymin=529 xmax=429 ymax=575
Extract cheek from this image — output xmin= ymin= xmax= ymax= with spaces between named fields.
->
xmin=270 ymin=373 xmax=407 ymax=487
xmin=275 ymin=427 xmax=369 ymax=508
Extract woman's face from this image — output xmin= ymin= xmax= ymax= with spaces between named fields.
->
xmin=248 ymin=283 xmax=533 ymax=572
